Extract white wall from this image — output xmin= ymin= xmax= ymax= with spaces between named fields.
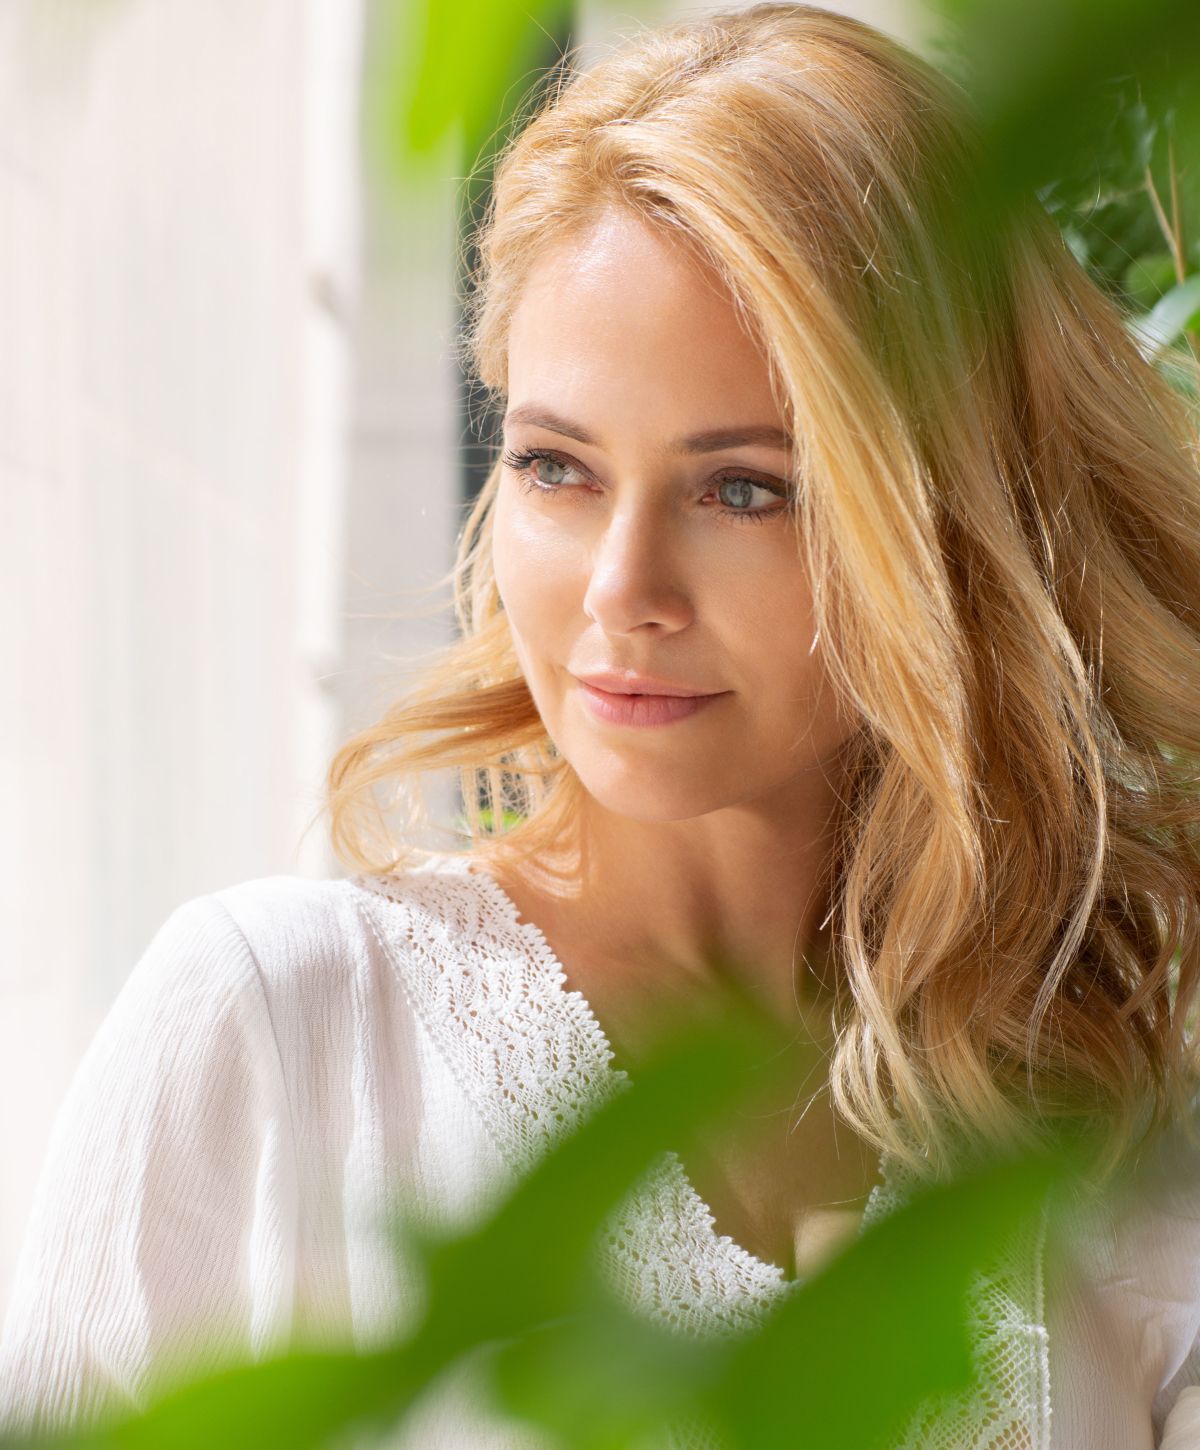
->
xmin=0 ymin=0 xmax=365 ymax=1313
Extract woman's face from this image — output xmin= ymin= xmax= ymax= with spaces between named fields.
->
xmin=492 ymin=207 xmax=858 ymax=823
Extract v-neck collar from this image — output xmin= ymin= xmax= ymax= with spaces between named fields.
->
xmin=345 ymin=851 xmax=1051 ymax=1443
xmin=455 ymin=851 xmax=897 ymax=1262
xmin=347 ymin=852 xmax=859 ymax=1316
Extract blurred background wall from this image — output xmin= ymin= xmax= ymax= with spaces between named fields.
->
xmin=0 ymin=0 xmax=920 ymax=1320
xmin=0 ymin=0 xmax=371 ymax=1313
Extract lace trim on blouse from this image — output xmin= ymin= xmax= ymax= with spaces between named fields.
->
xmin=345 ymin=853 xmax=1051 ymax=1450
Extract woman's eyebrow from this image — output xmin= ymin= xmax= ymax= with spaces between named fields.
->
xmin=503 ymin=403 xmax=792 ymax=455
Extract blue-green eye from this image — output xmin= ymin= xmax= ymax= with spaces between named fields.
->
xmin=715 ymin=472 xmax=794 ymax=519
xmin=502 ymin=448 xmax=587 ymax=490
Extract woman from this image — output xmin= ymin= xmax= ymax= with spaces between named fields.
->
xmin=3 ymin=3 xmax=1200 ymax=1446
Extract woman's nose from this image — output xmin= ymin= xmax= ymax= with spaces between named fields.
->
xmin=581 ymin=507 xmax=694 ymax=635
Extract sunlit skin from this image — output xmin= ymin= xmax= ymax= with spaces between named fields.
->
xmin=488 ymin=206 xmax=880 ymax=1276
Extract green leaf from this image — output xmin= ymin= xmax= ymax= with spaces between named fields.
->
xmin=488 ymin=1293 xmax=727 ymax=1450
xmin=12 ymin=997 xmax=1098 ymax=1450
xmin=1129 ymin=273 xmax=1200 ymax=356
xmin=1123 ymin=251 xmax=1180 ymax=311
xmin=376 ymin=0 xmax=572 ymax=177
xmin=23 ymin=1348 xmax=426 ymax=1450
xmin=701 ymin=1150 xmax=1063 ymax=1450
xmin=6 ymin=996 xmax=807 ymax=1450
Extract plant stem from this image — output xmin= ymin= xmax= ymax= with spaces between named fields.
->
xmin=1143 ymin=161 xmax=1184 ymax=280
xmin=1167 ymin=132 xmax=1186 ymax=283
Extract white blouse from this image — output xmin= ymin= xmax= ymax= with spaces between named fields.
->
xmin=2 ymin=852 xmax=1200 ymax=1448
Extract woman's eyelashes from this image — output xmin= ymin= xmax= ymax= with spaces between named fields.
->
xmin=502 ymin=447 xmax=591 ymax=492
xmin=500 ymin=445 xmax=792 ymax=523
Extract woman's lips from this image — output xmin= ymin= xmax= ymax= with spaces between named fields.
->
xmin=577 ymin=680 xmax=726 ymax=727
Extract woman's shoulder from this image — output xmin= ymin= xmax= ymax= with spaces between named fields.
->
xmin=110 ymin=871 xmax=392 ymax=1042
xmin=206 ymin=869 xmax=369 ymax=978
xmin=194 ymin=852 xmax=510 ymax=1005
xmin=156 ymin=855 xmax=464 ymax=970
xmin=116 ymin=853 xmax=508 ymax=1029
xmin=129 ymin=872 xmax=359 ymax=1006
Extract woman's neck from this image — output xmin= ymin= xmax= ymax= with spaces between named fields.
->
xmin=490 ymin=770 xmax=847 ymax=1039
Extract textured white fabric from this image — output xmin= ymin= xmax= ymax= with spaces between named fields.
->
xmin=1162 ymin=1387 xmax=1200 ymax=1449
xmin=0 ymin=851 xmax=1198 ymax=1448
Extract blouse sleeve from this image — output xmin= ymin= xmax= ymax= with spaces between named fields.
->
xmin=0 ymin=894 xmax=297 ymax=1439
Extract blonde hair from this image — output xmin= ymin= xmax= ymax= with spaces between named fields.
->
xmin=325 ymin=2 xmax=1200 ymax=1183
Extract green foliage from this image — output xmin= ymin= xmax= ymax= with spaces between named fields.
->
xmin=926 ymin=0 xmax=1200 ymax=397
xmin=1035 ymin=86 xmax=1189 ymax=291
xmin=1036 ymin=80 xmax=1200 ymax=393
xmin=372 ymin=0 xmax=571 ymax=181
xmin=926 ymin=0 xmax=1200 ymax=213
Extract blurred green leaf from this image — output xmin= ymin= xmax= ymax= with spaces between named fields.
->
xmin=7 ymin=993 xmax=1091 ymax=1450
xmin=1130 ymin=274 xmax=1200 ymax=357
xmin=921 ymin=0 xmax=1200 ymax=317
xmin=929 ymin=0 xmax=1200 ymax=194
xmin=1123 ymin=250 xmax=1180 ymax=310
xmin=489 ymin=1293 xmax=726 ymax=1450
xmin=704 ymin=1150 xmax=1062 ymax=1450
xmin=377 ymin=0 xmax=571 ymax=178
xmin=26 ymin=1348 xmax=424 ymax=1450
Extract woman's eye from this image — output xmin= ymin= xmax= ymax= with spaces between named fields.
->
xmin=715 ymin=477 xmax=786 ymax=515
xmin=501 ymin=447 xmax=587 ymax=491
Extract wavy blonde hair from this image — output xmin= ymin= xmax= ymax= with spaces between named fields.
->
xmin=325 ymin=2 xmax=1200 ymax=1183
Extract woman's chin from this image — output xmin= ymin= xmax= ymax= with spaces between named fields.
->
xmin=573 ymin=768 xmax=740 ymax=825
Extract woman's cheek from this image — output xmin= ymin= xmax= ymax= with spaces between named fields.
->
xmin=494 ymin=498 xmax=589 ymax=676
xmin=499 ymin=500 xmax=590 ymax=622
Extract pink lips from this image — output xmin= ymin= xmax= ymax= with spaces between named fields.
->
xmin=574 ymin=673 xmax=727 ymax=728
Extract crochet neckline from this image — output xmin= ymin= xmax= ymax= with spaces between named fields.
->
xmin=465 ymin=854 xmax=891 ymax=1260
xmin=344 ymin=848 xmax=1052 ymax=1445
xmin=349 ymin=849 xmax=896 ymax=1292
